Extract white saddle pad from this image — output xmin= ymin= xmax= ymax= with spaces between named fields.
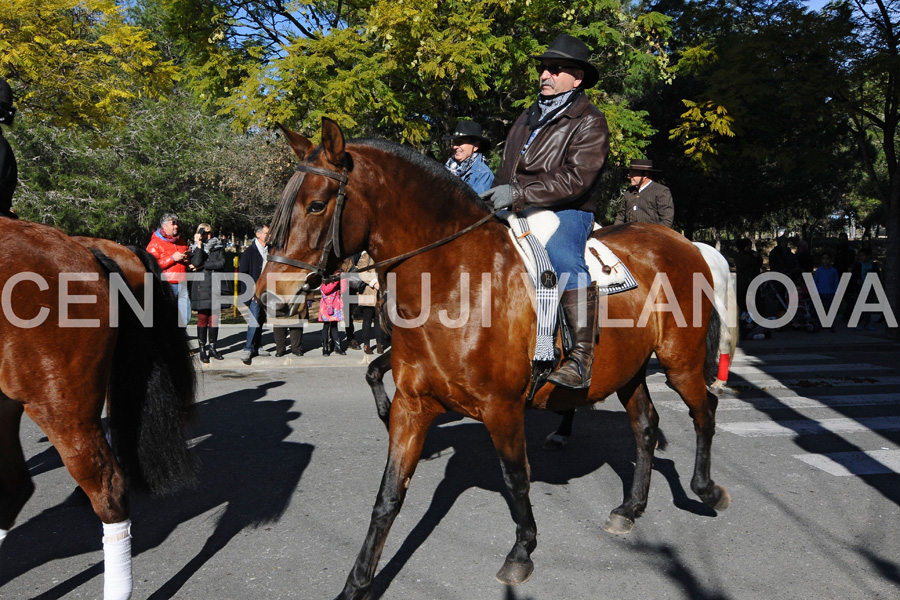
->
xmin=502 ymin=210 xmax=636 ymax=295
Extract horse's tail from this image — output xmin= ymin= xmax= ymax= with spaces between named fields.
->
xmin=90 ymin=247 xmax=198 ymax=494
xmin=704 ymin=307 xmax=722 ymax=386
xmin=725 ymin=272 xmax=739 ymax=359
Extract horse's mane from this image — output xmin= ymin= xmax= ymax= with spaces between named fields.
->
xmin=268 ymin=137 xmax=491 ymax=250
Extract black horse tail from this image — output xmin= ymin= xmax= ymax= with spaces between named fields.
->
xmin=90 ymin=246 xmax=198 ymax=494
xmin=704 ymin=307 xmax=722 ymax=386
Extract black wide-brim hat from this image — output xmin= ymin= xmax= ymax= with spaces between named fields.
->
xmin=443 ymin=120 xmax=491 ymax=151
xmin=531 ymin=34 xmax=600 ymax=89
xmin=629 ymin=159 xmax=660 ymax=172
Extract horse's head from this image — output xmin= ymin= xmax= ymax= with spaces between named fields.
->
xmin=258 ymin=118 xmax=369 ymax=317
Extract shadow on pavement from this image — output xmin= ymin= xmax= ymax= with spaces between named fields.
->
xmin=369 ymin=407 xmax=716 ymax=598
xmin=0 ymin=381 xmax=314 ymax=600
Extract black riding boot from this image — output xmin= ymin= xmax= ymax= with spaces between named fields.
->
xmin=208 ymin=326 xmax=224 ymax=360
xmin=198 ymin=326 xmax=210 ymax=364
xmin=547 ymin=284 xmax=598 ymax=389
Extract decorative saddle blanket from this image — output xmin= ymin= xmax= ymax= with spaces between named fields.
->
xmin=503 ymin=209 xmax=637 ymax=296
xmin=499 ymin=208 xmax=638 ymax=363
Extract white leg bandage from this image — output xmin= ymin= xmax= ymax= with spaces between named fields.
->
xmin=102 ymin=520 xmax=133 ymax=600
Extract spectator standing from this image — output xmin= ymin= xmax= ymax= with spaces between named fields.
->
xmin=319 ymin=272 xmax=347 ymax=356
xmin=813 ymin=253 xmax=840 ymax=331
xmin=190 ymin=223 xmax=227 ymax=362
xmin=833 ymin=232 xmax=855 ymax=275
xmin=353 ymin=251 xmax=388 ymax=354
xmin=0 ymin=77 xmax=18 ymax=219
xmin=443 ymin=120 xmax=495 ymax=194
xmin=341 ymin=256 xmax=361 ymax=350
xmin=146 ymin=213 xmax=192 ymax=326
xmin=238 ymin=224 xmax=271 ymax=364
xmin=846 ymin=247 xmax=880 ymax=330
xmin=767 ymin=236 xmax=798 ymax=278
xmin=795 ymin=239 xmax=814 ymax=273
xmin=613 ymin=159 xmax=674 ymax=227
xmin=733 ymin=238 xmax=762 ymax=314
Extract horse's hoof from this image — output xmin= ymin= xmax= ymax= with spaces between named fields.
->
xmin=604 ymin=513 xmax=634 ymax=535
xmin=543 ymin=433 xmax=569 ymax=450
xmin=710 ymin=384 xmax=739 ymax=398
xmin=496 ymin=559 xmax=534 ymax=586
xmin=712 ymin=485 xmax=731 ymax=511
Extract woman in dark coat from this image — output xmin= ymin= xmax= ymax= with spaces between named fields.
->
xmin=191 ymin=223 xmax=227 ymax=362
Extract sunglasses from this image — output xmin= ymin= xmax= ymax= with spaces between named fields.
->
xmin=537 ymin=62 xmax=579 ymax=75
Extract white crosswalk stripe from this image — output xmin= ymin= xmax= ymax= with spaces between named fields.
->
xmin=644 ymin=374 xmax=900 ymax=394
xmin=728 ymin=363 xmax=892 ymax=375
xmin=794 ymin=450 xmax=900 ymax=476
xmin=655 ymin=353 xmax=900 ymax=477
xmin=658 ymin=392 xmax=900 ymax=412
xmin=718 ymin=416 xmax=900 ymax=437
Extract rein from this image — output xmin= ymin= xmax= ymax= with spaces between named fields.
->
xmin=267 ymin=162 xmax=500 ymax=280
xmin=355 ymin=210 xmax=499 ymax=274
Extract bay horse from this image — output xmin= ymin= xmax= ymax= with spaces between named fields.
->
xmin=258 ymin=118 xmax=730 ymax=600
xmin=365 ymin=240 xmax=740 ymax=450
xmin=0 ymin=219 xmax=197 ymax=599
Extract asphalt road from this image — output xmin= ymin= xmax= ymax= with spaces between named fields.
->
xmin=2 ymin=326 xmax=900 ymax=600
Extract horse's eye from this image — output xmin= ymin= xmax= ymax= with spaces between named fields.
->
xmin=308 ymin=201 xmax=327 ymax=214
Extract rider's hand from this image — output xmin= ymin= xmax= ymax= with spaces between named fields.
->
xmin=479 ymin=185 xmax=513 ymax=210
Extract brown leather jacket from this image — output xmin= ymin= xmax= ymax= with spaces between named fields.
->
xmin=495 ymin=91 xmax=610 ymax=213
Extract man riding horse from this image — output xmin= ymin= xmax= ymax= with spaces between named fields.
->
xmin=480 ymin=34 xmax=609 ymax=388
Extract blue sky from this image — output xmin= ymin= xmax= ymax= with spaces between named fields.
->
xmin=807 ymin=0 xmax=830 ymax=10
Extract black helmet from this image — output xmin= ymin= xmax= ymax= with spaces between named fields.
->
xmin=0 ymin=77 xmax=12 ymax=109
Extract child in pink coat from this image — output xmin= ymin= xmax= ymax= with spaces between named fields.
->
xmin=319 ymin=273 xmax=347 ymax=355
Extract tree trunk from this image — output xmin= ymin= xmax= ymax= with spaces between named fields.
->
xmin=886 ymin=178 xmax=900 ymax=340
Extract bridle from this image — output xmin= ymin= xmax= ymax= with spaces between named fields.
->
xmin=266 ymin=162 xmax=501 ymax=284
xmin=265 ymin=164 xmax=349 ymax=282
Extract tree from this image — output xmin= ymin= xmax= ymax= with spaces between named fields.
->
xmin=831 ymin=0 xmax=900 ymax=335
xmin=142 ymin=0 xmax=675 ymax=168
xmin=638 ymin=0 xmax=858 ymax=237
xmin=11 ymin=89 xmax=293 ymax=243
xmin=0 ymin=0 xmax=178 ymax=129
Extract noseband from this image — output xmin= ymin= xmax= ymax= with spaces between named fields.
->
xmin=266 ymin=163 xmax=349 ymax=281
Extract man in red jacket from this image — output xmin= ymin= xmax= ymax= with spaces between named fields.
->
xmin=146 ymin=213 xmax=192 ymax=326
xmin=480 ymin=34 xmax=610 ymax=389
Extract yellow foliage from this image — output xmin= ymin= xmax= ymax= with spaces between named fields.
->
xmin=669 ymin=99 xmax=735 ymax=172
xmin=0 ymin=0 xmax=178 ymax=129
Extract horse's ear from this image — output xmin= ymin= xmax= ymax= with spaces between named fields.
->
xmin=276 ymin=123 xmax=313 ymax=160
xmin=321 ymin=117 xmax=346 ymax=166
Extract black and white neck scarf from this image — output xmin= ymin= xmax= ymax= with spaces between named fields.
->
xmin=445 ymin=152 xmax=483 ymax=178
xmin=526 ymin=88 xmax=581 ymax=131
xmin=521 ymin=89 xmax=583 ymax=154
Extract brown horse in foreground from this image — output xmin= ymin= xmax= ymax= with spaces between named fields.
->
xmin=0 ymin=219 xmax=196 ymax=599
xmin=258 ymin=119 xmax=729 ymax=600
